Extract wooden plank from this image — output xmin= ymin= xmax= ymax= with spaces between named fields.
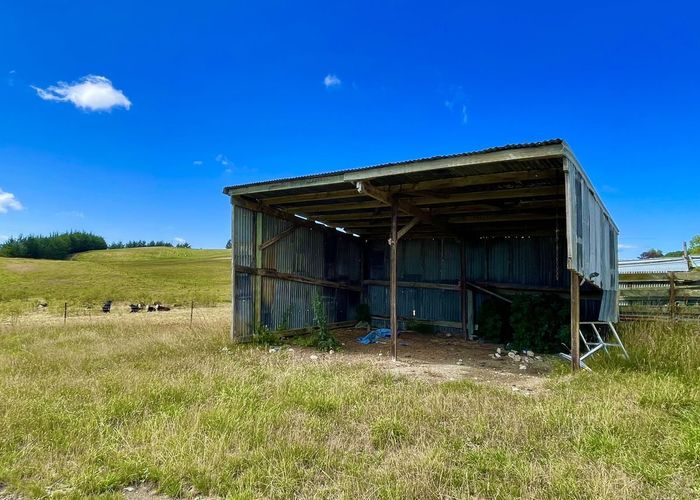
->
xmin=363 ymin=279 xmax=460 ymax=291
xmin=357 ymin=180 xmax=456 ymax=236
xmin=230 ymin=198 xmax=237 ymax=341
xmin=235 ymin=265 xmax=361 ymax=292
xmin=259 ymin=225 xmax=296 ymax=251
xmin=385 ymin=168 xmax=560 ymax=193
xmin=397 ymin=217 xmax=421 ymax=241
xmin=233 ymin=195 xmax=361 ymax=237
xmin=448 ymin=213 xmax=557 ymax=224
xmin=390 ymin=197 xmax=399 ymax=361
xmin=467 ymin=289 xmax=475 ymax=339
xmin=570 ymin=270 xmax=581 ymax=371
xmin=262 ymin=188 xmax=358 ymax=205
xmin=293 ymin=185 xmax=563 ymax=214
xmin=344 ymin=143 xmax=565 ymax=181
xmin=371 ymin=315 xmax=462 ymax=329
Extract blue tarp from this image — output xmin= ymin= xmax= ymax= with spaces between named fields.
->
xmin=357 ymin=328 xmax=392 ymax=345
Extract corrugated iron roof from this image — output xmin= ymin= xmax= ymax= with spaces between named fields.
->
xmin=223 ymin=139 xmax=564 ymax=193
xmin=619 ymin=257 xmax=695 ymax=274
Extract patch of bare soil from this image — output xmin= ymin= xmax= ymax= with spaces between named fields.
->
xmin=300 ymin=328 xmax=553 ymax=395
xmin=1 ymin=261 xmax=38 ymax=273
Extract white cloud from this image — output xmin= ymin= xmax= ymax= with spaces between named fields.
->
xmin=174 ymin=237 xmax=187 ymax=244
xmin=323 ymin=74 xmax=341 ymax=88
xmin=443 ymin=86 xmax=468 ymax=126
xmin=0 ymin=189 xmax=23 ymax=214
xmin=193 ymin=160 xmax=203 ymax=166
xmin=0 ymin=234 xmax=9 ymax=242
xmin=618 ymin=243 xmax=637 ymax=250
xmin=215 ymin=154 xmax=230 ymax=166
xmin=32 ymin=75 xmax=131 ymax=111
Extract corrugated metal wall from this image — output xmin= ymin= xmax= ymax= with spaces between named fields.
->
xmin=565 ymin=158 xmax=619 ymax=321
xmin=233 ymin=205 xmax=362 ymax=337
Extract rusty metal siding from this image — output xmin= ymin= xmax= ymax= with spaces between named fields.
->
xmin=565 ymin=158 xmax=619 ymax=321
xmin=465 ymin=235 xmax=568 ymax=288
xmin=234 ymin=209 xmax=362 ymax=332
xmin=233 ymin=205 xmax=255 ymax=267
xmin=235 ymin=272 xmax=254 ymax=337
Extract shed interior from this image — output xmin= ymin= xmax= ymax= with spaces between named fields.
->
xmin=224 ymin=140 xmax=619 ymax=364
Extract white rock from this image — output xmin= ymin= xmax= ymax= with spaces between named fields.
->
xmin=124 ymin=487 xmax=135 ymax=492
xmin=514 ymin=355 xmax=522 ymax=362
xmin=519 ymin=364 xmax=527 ymax=370
xmin=526 ymin=350 xmax=535 ymax=357
xmin=378 ymin=353 xmax=383 ymax=357
xmin=535 ymin=356 xmax=542 ymax=360
xmin=507 ymin=352 xmax=516 ymax=359
xmin=496 ymin=347 xmax=502 ymax=354
xmin=446 ymin=333 xmax=452 ymax=337
xmin=310 ymin=355 xmax=319 ymax=360
xmin=456 ymin=359 xmax=464 ymax=365
xmin=494 ymin=352 xmax=501 ymax=359
xmin=329 ymin=350 xmax=335 ymax=355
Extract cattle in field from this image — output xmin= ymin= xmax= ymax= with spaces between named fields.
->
xmin=102 ymin=301 xmax=112 ymax=313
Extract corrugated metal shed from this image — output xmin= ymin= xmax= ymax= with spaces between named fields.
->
xmin=619 ymin=257 xmax=693 ymax=274
xmin=225 ymin=139 xmax=619 ymax=344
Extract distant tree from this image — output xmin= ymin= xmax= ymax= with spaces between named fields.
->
xmin=639 ymin=249 xmax=664 ymax=259
xmin=0 ymin=231 xmax=107 ymax=260
xmin=225 ymin=239 xmax=232 ymax=249
xmin=175 ymin=242 xmax=191 ymax=248
xmin=690 ymin=235 xmax=700 ymax=254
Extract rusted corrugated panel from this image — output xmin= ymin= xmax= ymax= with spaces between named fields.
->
xmin=235 ymin=272 xmax=253 ymax=337
xmin=262 ymin=222 xmax=325 ymax=279
xmin=565 ymin=161 xmax=619 ymax=321
xmin=367 ymin=284 xmax=460 ymax=323
xmin=465 ymin=235 xmax=567 ymax=288
xmin=233 ymin=205 xmax=255 ymax=267
xmin=261 ymin=278 xmax=355 ymax=329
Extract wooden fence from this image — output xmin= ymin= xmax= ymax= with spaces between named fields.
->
xmin=619 ymin=271 xmax=700 ymax=320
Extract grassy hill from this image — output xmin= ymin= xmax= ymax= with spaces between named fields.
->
xmin=0 ymin=247 xmax=230 ymax=317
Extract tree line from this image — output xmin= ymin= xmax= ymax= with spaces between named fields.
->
xmin=0 ymin=232 xmax=191 ymax=260
xmin=638 ymin=234 xmax=700 ymax=259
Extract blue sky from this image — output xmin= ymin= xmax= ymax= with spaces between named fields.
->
xmin=1 ymin=1 xmax=698 ymax=258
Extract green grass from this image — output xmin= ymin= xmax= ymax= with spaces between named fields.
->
xmin=0 ymin=247 xmax=230 ymax=317
xmin=0 ymin=316 xmax=698 ymax=498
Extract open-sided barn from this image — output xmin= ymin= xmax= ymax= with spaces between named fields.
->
xmin=223 ymin=139 xmax=619 ymax=370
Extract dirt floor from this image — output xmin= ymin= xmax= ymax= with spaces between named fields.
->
xmin=298 ymin=328 xmax=554 ymax=395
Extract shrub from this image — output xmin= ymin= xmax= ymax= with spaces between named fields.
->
xmin=251 ymin=323 xmax=281 ymax=347
xmin=509 ymin=293 xmax=569 ymax=353
xmin=477 ymin=298 xmax=512 ymax=343
xmin=310 ymin=294 xmax=340 ymax=352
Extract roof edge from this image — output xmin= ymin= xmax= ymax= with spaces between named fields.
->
xmin=223 ymin=139 xmax=565 ymax=196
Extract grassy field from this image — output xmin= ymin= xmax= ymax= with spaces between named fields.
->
xmin=0 ymin=248 xmax=230 ymax=317
xmin=0 ymin=313 xmax=698 ymax=498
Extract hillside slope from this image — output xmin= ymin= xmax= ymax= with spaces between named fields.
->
xmin=0 ymin=247 xmax=230 ymax=316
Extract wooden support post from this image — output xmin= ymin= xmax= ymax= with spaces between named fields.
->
xmin=460 ymin=238 xmax=468 ymax=340
xmin=668 ymin=272 xmax=677 ymax=319
xmin=570 ymin=270 xmax=581 ymax=371
xmin=254 ymin=211 xmax=263 ymax=328
xmin=230 ymin=197 xmax=237 ymax=341
xmin=467 ymin=289 xmax=474 ymax=339
xmin=390 ymin=197 xmax=399 ymax=361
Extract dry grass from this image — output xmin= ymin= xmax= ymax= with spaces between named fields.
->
xmin=0 ymin=313 xmax=698 ymax=499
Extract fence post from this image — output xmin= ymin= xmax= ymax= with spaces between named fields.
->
xmin=64 ymin=302 xmax=67 ymax=324
xmin=190 ymin=300 xmax=194 ymax=328
xmin=668 ymin=272 xmax=677 ymax=319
